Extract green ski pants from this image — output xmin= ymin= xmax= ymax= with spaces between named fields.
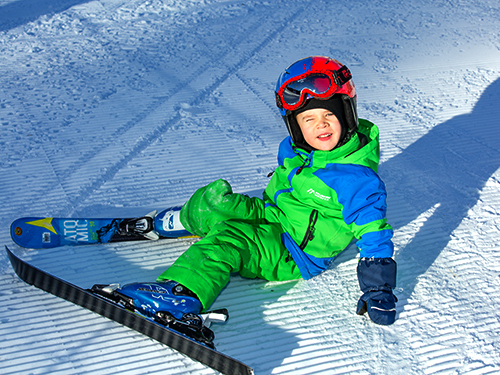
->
xmin=156 ymin=180 xmax=302 ymax=309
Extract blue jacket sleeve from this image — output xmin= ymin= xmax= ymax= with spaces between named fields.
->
xmin=315 ymin=163 xmax=395 ymax=258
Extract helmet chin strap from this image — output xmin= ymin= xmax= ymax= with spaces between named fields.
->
xmin=285 ymin=116 xmax=314 ymax=152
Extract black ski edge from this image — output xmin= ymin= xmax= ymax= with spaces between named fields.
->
xmin=5 ymin=246 xmax=253 ymax=375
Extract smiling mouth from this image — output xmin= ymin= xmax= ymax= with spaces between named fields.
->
xmin=318 ymin=133 xmax=332 ymax=139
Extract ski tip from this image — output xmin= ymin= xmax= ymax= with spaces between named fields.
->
xmin=5 ymin=244 xmax=16 ymax=256
xmin=4 ymin=245 xmax=21 ymax=275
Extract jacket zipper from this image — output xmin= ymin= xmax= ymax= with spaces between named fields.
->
xmin=295 ymin=152 xmax=314 ymax=175
xmin=299 ymin=209 xmax=318 ymax=250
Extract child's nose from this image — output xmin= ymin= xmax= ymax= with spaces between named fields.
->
xmin=318 ymin=120 xmax=329 ymax=128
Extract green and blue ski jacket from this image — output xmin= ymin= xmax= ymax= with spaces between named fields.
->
xmin=262 ymin=118 xmax=394 ymax=280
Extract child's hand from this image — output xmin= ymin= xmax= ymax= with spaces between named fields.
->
xmin=356 ymin=257 xmax=397 ymax=325
xmin=356 ymin=289 xmax=397 ymax=325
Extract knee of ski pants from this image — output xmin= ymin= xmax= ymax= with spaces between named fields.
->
xmin=157 ymin=220 xmax=302 ymax=309
xmin=180 ymin=179 xmax=265 ymax=237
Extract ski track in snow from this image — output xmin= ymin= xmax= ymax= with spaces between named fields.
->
xmin=1 ymin=0 xmax=500 ymax=374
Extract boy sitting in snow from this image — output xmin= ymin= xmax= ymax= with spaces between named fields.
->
xmin=100 ymin=56 xmax=397 ymax=345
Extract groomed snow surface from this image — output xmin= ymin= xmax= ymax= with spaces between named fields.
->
xmin=1 ymin=0 xmax=500 ymax=374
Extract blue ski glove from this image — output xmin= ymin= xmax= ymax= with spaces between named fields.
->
xmin=356 ymin=257 xmax=397 ymax=325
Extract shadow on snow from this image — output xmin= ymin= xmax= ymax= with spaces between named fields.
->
xmin=379 ymin=78 xmax=500 ymax=305
xmin=0 ymin=0 xmax=90 ymax=32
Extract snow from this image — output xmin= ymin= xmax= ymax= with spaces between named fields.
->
xmin=1 ymin=0 xmax=500 ymax=374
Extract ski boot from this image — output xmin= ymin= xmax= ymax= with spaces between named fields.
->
xmin=154 ymin=206 xmax=193 ymax=238
xmin=118 ymin=211 xmax=160 ymax=240
xmin=90 ymin=281 xmax=227 ymax=348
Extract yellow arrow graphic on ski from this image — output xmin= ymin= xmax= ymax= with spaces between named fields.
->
xmin=25 ymin=218 xmax=58 ymax=234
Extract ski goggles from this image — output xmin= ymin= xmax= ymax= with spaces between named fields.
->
xmin=275 ymin=65 xmax=352 ymax=112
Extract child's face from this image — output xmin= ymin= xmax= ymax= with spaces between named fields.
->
xmin=296 ymin=108 xmax=342 ymax=151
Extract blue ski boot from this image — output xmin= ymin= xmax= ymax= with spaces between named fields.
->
xmin=90 ymin=281 xmax=225 ymax=347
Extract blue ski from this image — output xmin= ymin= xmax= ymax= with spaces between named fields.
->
xmin=11 ymin=207 xmax=198 ymax=249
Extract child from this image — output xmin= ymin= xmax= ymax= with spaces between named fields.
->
xmin=100 ymin=56 xmax=398 ymax=345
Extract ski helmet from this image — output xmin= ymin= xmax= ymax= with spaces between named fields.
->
xmin=275 ymin=56 xmax=358 ymax=150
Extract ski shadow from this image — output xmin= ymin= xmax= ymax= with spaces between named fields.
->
xmin=378 ymin=78 xmax=500 ymax=305
xmin=0 ymin=0 xmax=90 ymax=32
xmin=208 ymin=277 xmax=302 ymax=374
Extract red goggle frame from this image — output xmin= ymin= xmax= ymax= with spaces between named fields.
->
xmin=276 ymin=65 xmax=352 ymax=112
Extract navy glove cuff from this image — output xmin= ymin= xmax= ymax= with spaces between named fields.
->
xmin=357 ymin=257 xmax=397 ymax=293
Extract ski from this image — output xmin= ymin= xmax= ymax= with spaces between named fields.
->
xmin=5 ymin=246 xmax=253 ymax=375
xmin=10 ymin=207 xmax=198 ymax=249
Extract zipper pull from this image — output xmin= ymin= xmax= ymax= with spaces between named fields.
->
xmin=308 ymin=228 xmax=315 ymax=241
xmin=296 ymin=152 xmax=313 ymax=175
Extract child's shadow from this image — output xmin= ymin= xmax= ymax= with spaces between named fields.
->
xmin=378 ymin=78 xmax=500 ymax=303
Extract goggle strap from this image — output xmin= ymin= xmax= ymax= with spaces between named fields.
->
xmin=334 ymin=65 xmax=352 ymax=86
xmin=275 ymin=92 xmax=284 ymax=109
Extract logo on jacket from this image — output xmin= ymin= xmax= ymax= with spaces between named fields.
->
xmin=307 ymin=188 xmax=331 ymax=201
